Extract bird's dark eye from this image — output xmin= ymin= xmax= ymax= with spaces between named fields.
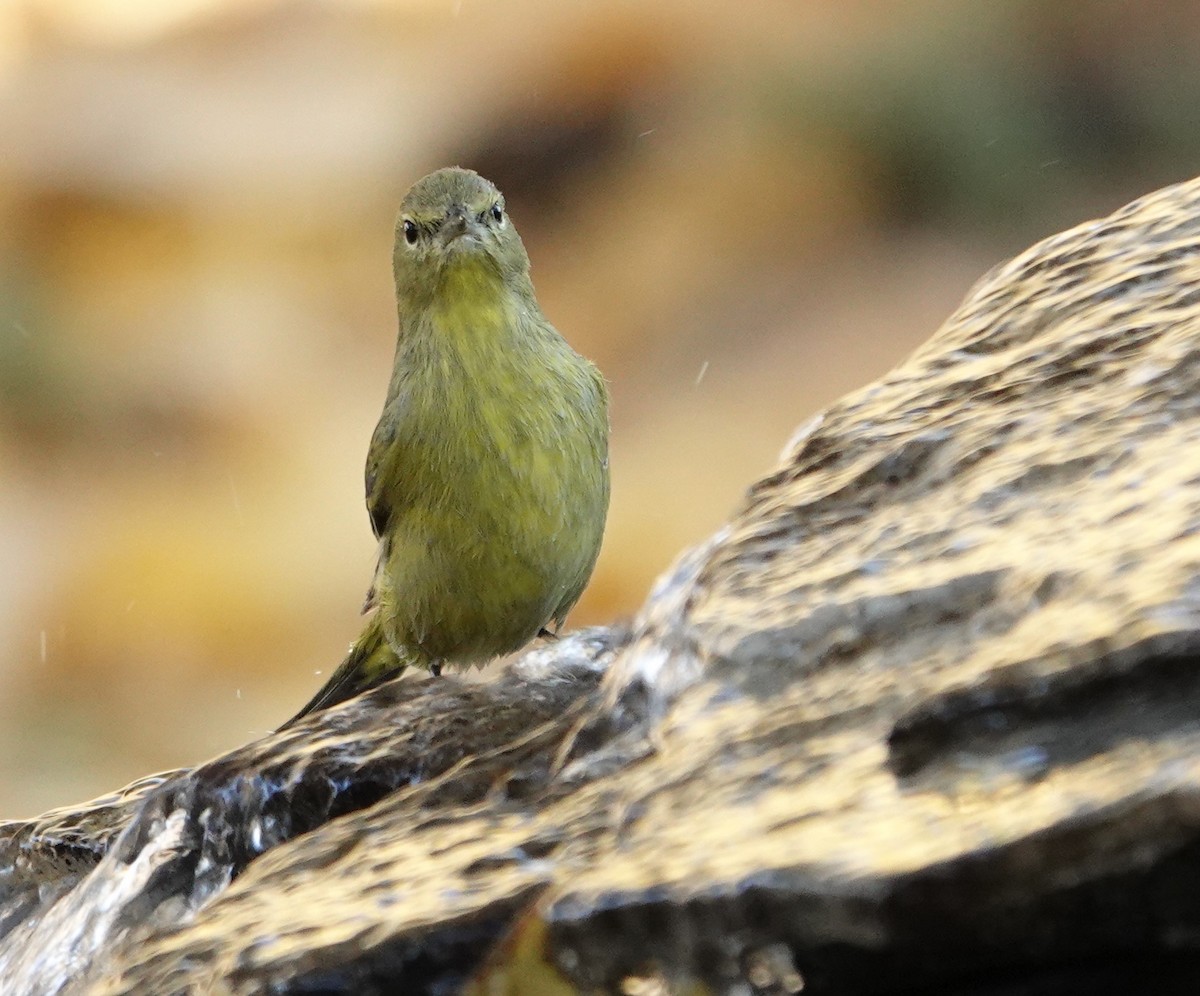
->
xmin=402 ymin=219 xmax=418 ymax=246
xmin=490 ymin=203 xmax=504 ymax=224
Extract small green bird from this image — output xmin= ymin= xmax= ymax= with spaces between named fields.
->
xmin=280 ymin=167 xmax=610 ymax=728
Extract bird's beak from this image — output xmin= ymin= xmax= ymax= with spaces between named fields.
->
xmin=439 ymin=205 xmax=480 ymax=247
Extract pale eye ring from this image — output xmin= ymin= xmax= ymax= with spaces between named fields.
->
xmin=402 ymin=219 xmax=418 ymax=246
xmin=490 ymin=203 xmax=504 ymax=225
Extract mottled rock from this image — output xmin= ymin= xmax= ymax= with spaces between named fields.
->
xmin=8 ymin=176 xmax=1200 ymax=994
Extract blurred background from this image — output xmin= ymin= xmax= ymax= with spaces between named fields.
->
xmin=2 ymin=0 xmax=1199 ymax=817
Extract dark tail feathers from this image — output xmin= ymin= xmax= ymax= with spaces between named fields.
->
xmin=277 ymin=616 xmax=408 ymax=731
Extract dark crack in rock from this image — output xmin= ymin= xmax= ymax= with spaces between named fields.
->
xmin=9 ymin=176 xmax=1200 ymax=994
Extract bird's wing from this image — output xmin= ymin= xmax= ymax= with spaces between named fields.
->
xmin=364 ymin=387 xmax=412 ymax=540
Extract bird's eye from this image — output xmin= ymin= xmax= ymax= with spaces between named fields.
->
xmin=490 ymin=203 xmax=504 ymax=224
xmin=402 ymin=219 xmax=418 ymax=246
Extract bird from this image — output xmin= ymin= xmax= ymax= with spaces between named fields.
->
xmin=279 ymin=167 xmax=610 ymax=728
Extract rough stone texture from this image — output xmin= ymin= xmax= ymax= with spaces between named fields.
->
xmin=7 ymin=176 xmax=1200 ymax=994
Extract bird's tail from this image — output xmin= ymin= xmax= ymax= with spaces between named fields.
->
xmin=277 ymin=614 xmax=408 ymax=731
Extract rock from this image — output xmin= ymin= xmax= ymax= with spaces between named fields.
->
xmin=8 ymin=175 xmax=1200 ymax=994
